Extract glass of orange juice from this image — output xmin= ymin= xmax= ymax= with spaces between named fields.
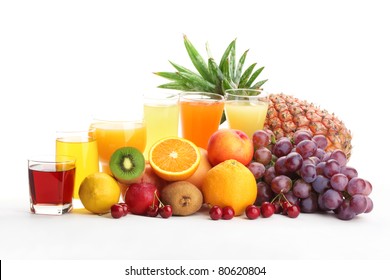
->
xmin=90 ymin=119 xmax=147 ymax=174
xmin=56 ymin=129 xmax=99 ymax=199
xmin=224 ymin=89 xmax=269 ymax=138
xmin=143 ymin=92 xmax=180 ymax=160
xmin=180 ymin=92 xmax=225 ymax=149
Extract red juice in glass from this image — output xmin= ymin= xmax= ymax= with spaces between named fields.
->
xmin=28 ymin=156 xmax=76 ymax=215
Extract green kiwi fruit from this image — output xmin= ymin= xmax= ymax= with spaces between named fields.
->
xmin=160 ymin=181 xmax=203 ymax=216
xmin=109 ymin=146 xmax=145 ymax=184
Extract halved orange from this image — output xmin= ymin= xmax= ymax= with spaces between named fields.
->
xmin=149 ymin=137 xmax=201 ymax=181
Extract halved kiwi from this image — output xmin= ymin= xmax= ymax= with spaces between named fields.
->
xmin=109 ymin=147 xmax=145 ymax=184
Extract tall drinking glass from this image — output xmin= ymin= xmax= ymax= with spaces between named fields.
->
xmin=90 ymin=119 xmax=147 ymax=174
xmin=180 ymin=92 xmax=225 ymax=149
xmin=143 ymin=92 xmax=180 ymax=159
xmin=55 ymin=129 xmax=99 ymax=199
xmin=224 ymin=89 xmax=269 ymax=138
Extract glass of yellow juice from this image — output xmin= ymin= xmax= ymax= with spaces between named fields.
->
xmin=55 ymin=129 xmax=99 ymax=199
xmin=90 ymin=119 xmax=146 ymax=174
xmin=143 ymin=92 xmax=180 ymax=159
xmin=224 ymin=89 xmax=269 ymax=138
xmin=180 ymin=92 xmax=225 ymax=149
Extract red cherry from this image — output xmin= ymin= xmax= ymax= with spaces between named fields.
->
xmin=272 ymin=201 xmax=282 ymax=214
xmin=281 ymin=201 xmax=290 ymax=215
xmin=111 ymin=204 xmax=124 ymax=219
xmin=287 ymin=205 xmax=300 ymax=218
xmin=159 ymin=205 xmax=173 ymax=218
xmin=245 ymin=205 xmax=260 ymax=219
xmin=146 ymin=204 xmax=159 ymax=217
xmin=260 ymin=202 xmax=275 ymax=218
xmin=209 ymin=205 xmax=223 ymax=220
xmin=222 ymin=206 xmax=235 ymax=220
xmin=119 ymin=203 xmax=129 ymax=216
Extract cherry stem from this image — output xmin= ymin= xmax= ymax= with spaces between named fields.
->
xmin=153 ymin=190 xmax=164 ymax=208
xmin=270 ymin=192 xmax=293 ymax=207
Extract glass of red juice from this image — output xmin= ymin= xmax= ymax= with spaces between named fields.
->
xmin=28 ymin=155 xmax=76 ymax=215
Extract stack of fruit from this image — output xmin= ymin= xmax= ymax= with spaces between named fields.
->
xmin=75 ymin=35 xmax=372 ymax=221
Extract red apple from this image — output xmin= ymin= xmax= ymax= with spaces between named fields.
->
xmin=124 ymin=182 xmax=159 ymax=216
xmin=207 ymin=129 xmax=254 ymax=166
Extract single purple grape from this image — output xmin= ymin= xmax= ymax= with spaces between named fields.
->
xmin=330 ymin=173 xmax=348 ymax=192
xmin=273 ymin=137 xmax=293 ymax=157
xmin=271 ymin=175 xmax=293 ymax=194
xmin=285 ymin=152 xmax=303 ymax=172
xmin=296 ymin=139 xmax=317 ymax=159
xmin=312 ymin=135 xmax=328 ymax=149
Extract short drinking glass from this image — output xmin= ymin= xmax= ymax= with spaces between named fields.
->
xmin=28 ymin=155 xmax=76 ymax=215
xmin=224 ymin=89 xmax=268 ymax=138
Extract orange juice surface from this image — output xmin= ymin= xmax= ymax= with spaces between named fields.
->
xmin=91 ymin=122 xmax=146 ymax=173
xmin=180 ymin=100 xmax=224 ymax=149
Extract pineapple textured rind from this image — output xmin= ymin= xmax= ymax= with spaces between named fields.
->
xmin=264 ymin=94 xmax=352 ymax=158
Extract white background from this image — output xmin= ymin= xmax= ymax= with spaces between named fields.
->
xmin=1 ymin=0 xmax=389 ymax=278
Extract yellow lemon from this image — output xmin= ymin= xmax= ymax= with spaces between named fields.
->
xmin=79 ymin=172 xmax=120 ymax=214
xmin=202 ymin=159 xmax=257 ymax=216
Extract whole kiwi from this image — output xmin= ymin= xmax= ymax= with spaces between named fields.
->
xmin=160 ymin=181 xmax=203 ymax=216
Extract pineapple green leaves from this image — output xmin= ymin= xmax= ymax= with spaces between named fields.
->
xmin=154 ymin=35 xmax=268 ymax=96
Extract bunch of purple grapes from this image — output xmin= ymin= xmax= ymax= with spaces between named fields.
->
xmin=247 ymin=129 xmax=373 ymax=220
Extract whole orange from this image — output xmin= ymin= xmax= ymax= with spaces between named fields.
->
xmin=202 ymin=159 xmax=257 ymax=216
xmin=186 ymin=148 xmax=212 ymax=191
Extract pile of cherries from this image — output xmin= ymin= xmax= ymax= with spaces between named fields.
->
xmin=242 ymin=129 xmax=374 ymax=221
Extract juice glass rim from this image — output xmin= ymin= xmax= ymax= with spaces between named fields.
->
xmin=224 ymin=88 xmax=265 ymax=97
xmin=55 ymin=128 xmax=96 ymax=142
xmin=91 ymin=118 xmax=145 ymax=124
xmin=28 ymin=155 xmax=76 ymax=165
xmin=143 ymin=91 xmax=180 ymax=100
xmin=91 ymin=118 xmax=145 ymax=128
xmin=179 ymin=91 xmax=225 ymax=101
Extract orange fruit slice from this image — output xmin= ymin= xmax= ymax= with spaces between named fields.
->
xmin=149 ymin=137 xmax=201 ymax=181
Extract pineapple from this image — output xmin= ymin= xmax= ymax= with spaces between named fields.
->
xmin=265 ymin=94 xmax=352 ymax=158
xmin=154 ymin=35 xmax=352 ymax=158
